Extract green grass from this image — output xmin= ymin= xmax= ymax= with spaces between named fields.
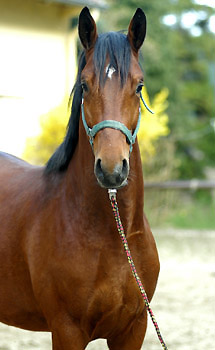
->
xmin=144 ymin=189 xmax=215 ymax=230
xmin=165 ymin=199 xmax=215 ymax=229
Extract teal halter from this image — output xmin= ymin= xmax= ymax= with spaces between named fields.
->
xmin=81 ymin=92 xmax=153 ymax=153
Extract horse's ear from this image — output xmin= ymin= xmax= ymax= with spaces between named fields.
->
xmin=78 ymin=7 xmax=98 ymax=50
xmin=127 ymin=8 xmax=147 ymax=53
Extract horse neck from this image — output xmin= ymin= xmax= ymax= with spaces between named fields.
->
xmin=64 ymin=122 xmax=145 ymax=233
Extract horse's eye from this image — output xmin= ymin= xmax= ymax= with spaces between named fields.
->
xmin=81 ymin=81 xmax=88 ymax=93
xmin=136 ymin=83 xmax=144 ymax=94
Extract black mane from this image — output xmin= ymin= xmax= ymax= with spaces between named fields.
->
xmin=45 ymin=32 xmax=131 ymax=174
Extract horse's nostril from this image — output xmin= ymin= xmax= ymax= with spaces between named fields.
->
xmin=96 ymin=158 xmax=101 ymax=170
xmin=122 ymin=158 xmax=129 ymax=176
xmin=95 ymin=158 xmax=103 ymax=176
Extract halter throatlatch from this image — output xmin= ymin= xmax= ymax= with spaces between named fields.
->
xmin=81 ymin=92 xmax=153 ymax=153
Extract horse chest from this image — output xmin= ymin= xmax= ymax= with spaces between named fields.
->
xmin=93 ymin=268 xmax=144 ymax=316
xmin=84 ymin=243 xmax=146 ymax=338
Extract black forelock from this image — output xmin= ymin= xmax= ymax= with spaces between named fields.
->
xmin=93 ymin=32 xmax=131 ymax=86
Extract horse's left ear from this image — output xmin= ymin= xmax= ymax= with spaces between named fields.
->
xmin=78 ymin=7 xmax=98 ymax=50
xmin=127 ymin=8 xmax=147 ymax=53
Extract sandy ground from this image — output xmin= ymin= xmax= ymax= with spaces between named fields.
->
xmin=0 ymin=228 xmax=214 ymax=350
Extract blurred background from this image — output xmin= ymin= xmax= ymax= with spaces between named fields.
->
xmin=0 ymin=0 xmax=215 ymax=229
xmin=0 ymin=0 xmax=214 ymax=349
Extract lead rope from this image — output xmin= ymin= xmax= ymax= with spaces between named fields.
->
xmin=108 ymin=189 xmax=169 ymax=350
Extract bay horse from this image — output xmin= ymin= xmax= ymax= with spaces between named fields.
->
xmin=0 ymin=7 xmax=159 ymax=350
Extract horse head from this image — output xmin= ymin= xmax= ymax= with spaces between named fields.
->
xmin=78 ymin=7 xmax=147 ymax=189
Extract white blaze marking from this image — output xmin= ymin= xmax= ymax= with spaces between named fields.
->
xmin=106 ymin=64 xmax=116 ymax=79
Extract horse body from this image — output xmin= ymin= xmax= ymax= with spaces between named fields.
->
xmin=0 ymin=145 xmax=159 ymax=346
xmin=0 ymin=8 xmax=160 ymax=349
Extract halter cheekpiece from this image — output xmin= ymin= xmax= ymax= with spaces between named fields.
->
xmin=81 ymin=92 xmax=153 ymax=153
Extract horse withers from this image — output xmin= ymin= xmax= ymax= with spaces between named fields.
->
xmin=0 ymin=7 xmax=160 ymax=350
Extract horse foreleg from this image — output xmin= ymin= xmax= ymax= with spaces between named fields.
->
xmin=50 ymin=316 xmax=89 ymax=350
xmin=107 ymin=311 xmax=147 ymax=350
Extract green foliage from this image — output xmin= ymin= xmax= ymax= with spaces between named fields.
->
xmin=23 ymin=99 xmax=69 ymax=165
xmin=138 ymin=87 xmax=169 ymax=162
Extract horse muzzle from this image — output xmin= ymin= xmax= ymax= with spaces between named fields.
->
xmin=94 ymin=157 xmax=129 ymax=189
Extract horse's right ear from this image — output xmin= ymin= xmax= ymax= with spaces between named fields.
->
xmin=78 ymin=7 xmax=98 ymax=50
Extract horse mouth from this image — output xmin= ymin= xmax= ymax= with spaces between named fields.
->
xmin=96 ymin=176 xmax=128 ymax=189
xmin=94 ymin=158 xmax=129 ymax=189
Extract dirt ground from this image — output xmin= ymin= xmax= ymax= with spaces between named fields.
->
xmin=0 ymin=228 xmax=214 ymax=350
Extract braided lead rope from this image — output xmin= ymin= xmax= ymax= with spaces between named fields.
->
xmin=108 ymin=189 xmax=168 ymax=350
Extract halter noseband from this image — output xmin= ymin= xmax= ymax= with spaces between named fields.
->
xmin=81 ymin=92 xmax=153 ymax=154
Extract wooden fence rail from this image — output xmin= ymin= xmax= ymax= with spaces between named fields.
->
xmin=144 ymin=180 xmax=215 ymax=190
